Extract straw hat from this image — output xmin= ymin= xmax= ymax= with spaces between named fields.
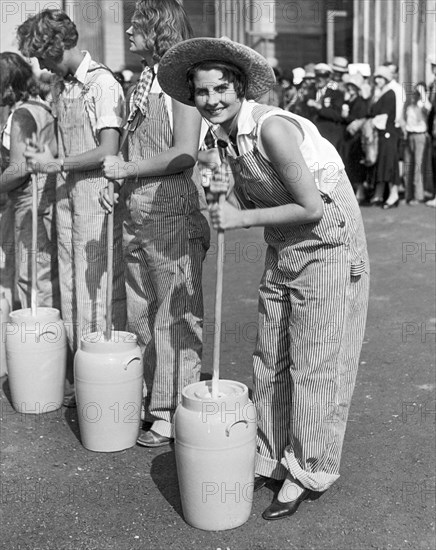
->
xmin=157 ymin=37 xmax=276 ymax=106
xmin=373 ymin=65 xmax=393 ymax=82
xmin=331 ymin=56 xmax=349 ymax=73
xmin=314 ymin=63 xmax=333 ymax=76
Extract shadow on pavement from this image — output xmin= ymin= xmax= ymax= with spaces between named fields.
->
xmin=64 ymin=405 xmax=81 ymax=442
xmin=150 ymin=450 xmax=184 ymax=519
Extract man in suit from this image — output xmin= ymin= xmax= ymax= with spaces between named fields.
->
xmin=306 ymin=63 xmax=345 ymax=151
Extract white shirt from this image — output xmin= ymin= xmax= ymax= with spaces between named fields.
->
xmin=212 ymin=100 xmax=344 ymax=194
xmin=63 ymin=51 xmax=125 ymax=135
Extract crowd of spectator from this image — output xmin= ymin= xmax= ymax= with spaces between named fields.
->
xmin=259 ymin=56 xmax=436 ymax=209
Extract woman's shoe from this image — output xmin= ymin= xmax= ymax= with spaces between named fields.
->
xmin=136 ymin=429 xmax=174 ymax=447
xmin=382 ymin=199 xmax=399 ymax=209
xmin=262 ymin=488 xmax=313 ymax=520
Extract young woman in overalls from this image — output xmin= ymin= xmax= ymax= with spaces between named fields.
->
xmin=17 ymin=10 xmax=126 ymax=404
xmin=0 ymin=52 xmax=59 ymax=310
xmin=158 ymin=38 xmax=370 ymax=520
xmin=100 ymin=0 xmax=210 ymax=447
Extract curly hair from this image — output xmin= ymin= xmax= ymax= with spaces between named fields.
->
xmin=187 ymin=61 xmax=248 ymax=102
xmin=0 ymin=52 xmax=39 ymax=107
xmin=16 ymin=9 xmax=78 ymax=63
xmin=131 ymin=0 xmax=193 ymax=62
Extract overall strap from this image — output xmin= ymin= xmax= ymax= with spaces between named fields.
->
xmin=24 ymin=99 xmax=54 ymax=117
xmin=87 ymin=64 xmax=117 ymax=79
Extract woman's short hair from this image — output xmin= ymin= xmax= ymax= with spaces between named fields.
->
xmin=0 ymin=52 xmax=39 ymax=106
xmin=131 ymin=0 xmax=193 ymax=62
xmin=16 ymin=9 xmax=78 ymax=63
xmin=187 ymin=61 xmax=248 ymax=101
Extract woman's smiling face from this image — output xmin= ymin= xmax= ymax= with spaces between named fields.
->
xmin=192 ymin=69 xmax=242 ymax=132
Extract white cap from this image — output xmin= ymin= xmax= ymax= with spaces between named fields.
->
xmin=348 ymin=63 xmax=371 ymax=77
xmin=122 ymin=69 xmax=134 ymax=83
xmin=292 ymin=67 xmax=305 ymax=85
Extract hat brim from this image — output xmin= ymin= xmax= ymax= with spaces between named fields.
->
xmin=373 ymin=72 xmax=392 ymax=82
xmin=332 ymin=67 xmax=348 ymax=73
xmin=157 ymin=38 xmax=276 ymax=106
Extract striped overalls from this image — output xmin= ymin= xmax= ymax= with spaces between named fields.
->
xmin=125 ymin=90 xmax=210 ymax=438
xmin=54 ymin=67 xmax=126 ymax=354
xmin=228 ymin=104 xmax=370 ymax=492
xmin=1 ymin=101 xmax=59 ymax=309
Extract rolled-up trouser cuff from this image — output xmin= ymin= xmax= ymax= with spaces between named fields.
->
xmin=152 ymin=419 xmax=173 ymax=439
xmin=255 ymin=452 xmax=288 ymax=481
xmin=282 ymin=451 xmax=340 ymax=492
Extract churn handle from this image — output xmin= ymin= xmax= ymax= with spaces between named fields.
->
xmin=121 ymin=356 xmax=142 ymax=371
xmin=225 ymin=420 xmax=249 ymax=437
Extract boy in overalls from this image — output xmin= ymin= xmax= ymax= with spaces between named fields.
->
xmin=17 ymin=10 xmax=126 ymax=404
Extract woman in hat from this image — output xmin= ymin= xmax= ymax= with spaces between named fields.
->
xmin=368 ymin=66 xmax=400 ymax=207
xmin=158 ymin=38 xmax=369 ymax=520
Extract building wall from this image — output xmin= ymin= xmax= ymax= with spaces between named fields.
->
xmin=1 ymin=0 xmax=434 ymax=87
xmin=353 ymin=0 xmax=435 ymax=87
xmin=181 ymin=1 xmax=355 ymax=76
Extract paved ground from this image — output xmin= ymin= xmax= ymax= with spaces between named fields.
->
xmin=1 ymin=203 xmax=435 ymax=550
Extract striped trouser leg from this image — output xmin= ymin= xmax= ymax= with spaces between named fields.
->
xmin=254 ymin=242 xmax=369 ymax=492
xmin=124 ymin=193 xmax=207 ymax=438
xmin=56 ymin=177 xmax=76 ymax=352
xmin=0 ymin=201 xmax=15 ymax=306
xmin=123 ymin=221 xmax=156 ymax=415
xmin=71 ymin=179 xmax=126 ymax=347
xmin=14 ymin=188 xmax=59 ymax=310
xmin=253 ymin=245 xmax=293 ymax=481
xmin=57 ymin=177 xmax=126 ymax=354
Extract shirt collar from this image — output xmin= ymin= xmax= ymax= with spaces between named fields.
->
xmin=237 ymin=100 xmax=257 ymax=136
xmin=205 ymin=100 xmax=255 ymax=146
xmin=72 ymin=51 xmax=92 ymax=84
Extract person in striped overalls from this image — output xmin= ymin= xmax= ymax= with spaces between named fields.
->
xmin=0 ymin=52 xmax=59 ymax=311
xmin=101 ymin=0 xmax=210 ymax=447
xmin=158 ymin=38 xmax=370 ymax=521
xmin=17 ymin=10 xmax=127 ymax=405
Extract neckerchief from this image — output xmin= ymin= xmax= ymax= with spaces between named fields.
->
xmin=127 ymin=65 xmax=155 ymax=123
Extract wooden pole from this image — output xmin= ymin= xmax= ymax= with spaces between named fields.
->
xmin=211 ymin=193 xmax=225 ymax=399
xmin=105 ymin=180 xmax=114 ymax=341
xmin=31 ymin=173 xmax=38 ymax=317
xmin=211 ymin=139 xmax=229 ymax=399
